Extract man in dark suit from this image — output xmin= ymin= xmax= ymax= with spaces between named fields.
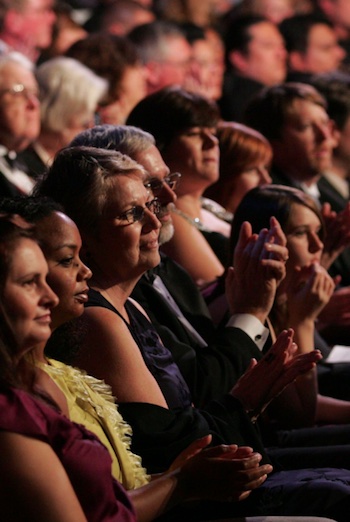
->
xmin=219 ymin=15 xmax=287 ymax=122
xmin=0 ymin=52 xmax=41 ymax=197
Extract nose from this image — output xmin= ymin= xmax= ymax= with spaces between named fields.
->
xmin=158 ymin=182 xmax=176 ymax=207
xmin=27 ymin=92 xmax=40 ymax=109
xmin=276 ymin=44 xmax=287 ymax=61
xmin=203 ymin=130 xmax=219 ymax=149
xmin=143 ymin=206 xmax=162 ymax=232
xmin=258 ymin=166 xmax=272 ymax=185
xmin=336 ymin=44 xmax=346 ymax=63
xmin=314 ymin=122 xmax=330 ymax=142
xmin=78 ymin=260 xmax=92 ymax=282
xmin=41 ymin=281 xmax=59 ymax=309
xmin=309 ymin=231 xmax=324 ymax=253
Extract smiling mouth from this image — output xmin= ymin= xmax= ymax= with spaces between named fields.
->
xmin=74 ymin=289 xmax=89 ymax=303
xmin=35 ymin=313 xmax=51 ymax=324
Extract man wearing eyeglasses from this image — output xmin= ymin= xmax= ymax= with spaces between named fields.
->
xmin=0 ymin=52 xmax=41 ymax=197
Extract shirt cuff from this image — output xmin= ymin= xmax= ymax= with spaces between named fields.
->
xmin=226 ymin=314 xmax=269 ymax=351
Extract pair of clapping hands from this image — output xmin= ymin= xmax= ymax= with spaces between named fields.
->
xmin=226 ymin=217 xmax=322 ymax=418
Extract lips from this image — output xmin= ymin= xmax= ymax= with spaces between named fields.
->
xmin=74 ymin=288 xmax=89 ymax=304
xmin=35 ymin=313 xmax=52 ymax=324
xmin=140 ymin=231 xmax=159 ymax=250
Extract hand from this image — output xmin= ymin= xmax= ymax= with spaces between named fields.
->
xmin=226 ymin=217 xmax=288 ymax=323
xmin=230 ymin=329 xmax=322 ymax=416
xmin=318 ymin=285 xmax=350 ymax=329
xmin=287 ymin=263 xmax=335 ymax=324
xmin=321 ymin=202 xmax=350 ymax=269
xmin=179 ymin=443 xmax=273 ymax=502
xmin=168 ymin=435 xmax=212 ymax=471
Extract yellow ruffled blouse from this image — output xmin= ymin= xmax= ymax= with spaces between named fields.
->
xmin=38 ymin=358 xmax=150 ymax=489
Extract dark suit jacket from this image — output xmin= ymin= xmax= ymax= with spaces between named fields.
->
xmin=132 ymin=254 xmax=264 ymax=409
xmin=218 ymin=70 xmax=264 ymax=122
xmin=17 ymin=145 xmax=47 ymax=181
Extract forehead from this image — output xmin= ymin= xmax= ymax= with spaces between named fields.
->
xmin=0 ymin=62 xmax=36 ymax=87
xmin=104 ymin=172 xmax=148 ymax=209
xmin=164 ymin=36 xmax=192 ymax=59
xmin=248 ymin=21 xmax=284 ymax=46
xmin=133 ymin=145 xmax=169 ymax=180
xmin=287 ymin=202 xmax=321 ymax=227
xmin=8 ymin=238 xmax=46 ymax=275
xmin=36 ymin=212 xmax=80 ymax=252
xmin=308 ymin=23 xmax=337 ymax=45
xmin=21 ymin=0 xmax=54 ymax=13
xmin=285 ymin=98 xmax=328 ymax=123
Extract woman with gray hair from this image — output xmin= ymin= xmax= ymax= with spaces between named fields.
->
xmin=18 ymin=56 xmax=108 ymax=179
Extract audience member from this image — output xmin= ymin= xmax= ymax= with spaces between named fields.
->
xmin=18 ymin=56 xmax=107 ymax=179
xmin=244 ymin=82 xmax=350 ymax=320
xmin=128 ymin=20 xmax=192 ymax=95
xmin=0 ymin=0 xmax=56 ymax=63
xmin=84 ymin=0 xmax=155 ymax=35
xmin=219 ymin=15 xmax=287 ymax=121
xmin=313 ymin=0 xmax=350 ymax=64
xmin=279 ymin=14 xmax=346 ymax=82
xmin=34 ymin=144 xmax=350 ymax=522
xmin=0 ymin=52 xmax=41 ymax=196
xmin=310 ymin=71 xmax=350 ymax=201
xmin=230 ymin=185 xmax=350 ymax=429
xmin=222 ymin=0 xmax=295 ymax=24
xmin=204 ymin=122 xmax=273 ymax=218
xmin=153 ymin=0 xmax=219 ymax=28
xmin=180 ymin=23 xmax=225 ymax=101
xmin=38 ymin=1 xmax=87 ymax=63
xmin=127 ymin=86 xmax=229 ymax=285
xmin=66 ymin=32 xmax=146 ymax=124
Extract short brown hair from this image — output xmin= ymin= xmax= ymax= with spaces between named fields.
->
xmin=244 ymin=82 xmax=327 ymax=141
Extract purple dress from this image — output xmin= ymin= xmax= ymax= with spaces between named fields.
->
xmin=0 ymin=386 xmax=136 ymax=522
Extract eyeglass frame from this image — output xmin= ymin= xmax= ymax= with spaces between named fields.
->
xmin=0 ymin=83 xmax=40 ymax=101
xmin=144 ymin=172 xmax=181 ymax=196
xmin=114 ymin=198 xmax=161 ymax=225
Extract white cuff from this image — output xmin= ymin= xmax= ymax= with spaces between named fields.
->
xmin=226 ymin=314 xmax=269 ymax=351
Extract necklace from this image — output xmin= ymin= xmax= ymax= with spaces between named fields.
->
xmin=172 ymin=207 xmax=208 ymax=231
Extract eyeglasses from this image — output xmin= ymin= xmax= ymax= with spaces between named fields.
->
xmin=116 ymin=198 xmax=161 ymax=225
xmin=144 ymin=172 xmax=181 ymax=196
xmin=0 ymin=83 xmax=40 ymax=101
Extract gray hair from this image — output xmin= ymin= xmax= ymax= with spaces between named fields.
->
xmin=36 ymin=57 xmax=108 ymax=133
xmin=70 ymin=124 xmax=155 ymax=157
xmin=128 ymin=20 xmax=186 ymax=64
xmin=35 ymin=146 xmax=146 ymax=234
xmin=0 ymin=51 xmax=34 ymax=75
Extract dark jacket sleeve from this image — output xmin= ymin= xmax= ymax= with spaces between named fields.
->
xmin=119 ymin=396 xmax=270 ymax=474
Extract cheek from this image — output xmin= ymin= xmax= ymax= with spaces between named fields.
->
xmin=286 ymin=240 xmax=308 ymax=267
xmin=240 ymin=173 xmax=260 ymax=193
